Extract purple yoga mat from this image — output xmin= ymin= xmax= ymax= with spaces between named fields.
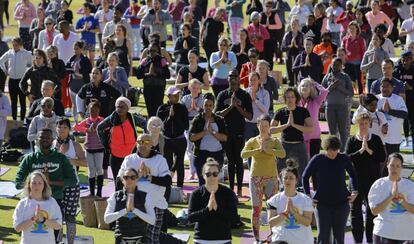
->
xmin=0 ymin=168 xmax=10 ymax=177
xmin=240 ymin=231 xmax=364 ymax=243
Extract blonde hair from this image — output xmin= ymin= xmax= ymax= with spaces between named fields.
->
xmin=217 ymin=36 xmax=230 ymax=48
xmin=147 ymin=116 xmax=164 ymax=132
xmin=189 ymin=78 xmax=203 ymax=88
xmin=298 ymin=77 xmax=318 ymax=100
xmin=355 ymin=112 xmax=372 ymax=123
xmin=202 ymin=158 xmax=220 ymax=175
xmin=23 ymin=171 xmax=52 ymax=200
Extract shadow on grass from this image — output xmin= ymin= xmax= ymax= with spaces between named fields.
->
xmin=0 ymin=226 xmax=18 ymax=242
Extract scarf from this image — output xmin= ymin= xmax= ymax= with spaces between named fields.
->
xmin=56 ymin=136 xmax=70 ymax=145
xmin=47 ymin=28 xmax=55 ymax=45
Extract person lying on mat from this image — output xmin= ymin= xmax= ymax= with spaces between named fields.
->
xmin=104 ymin=168 xmax=156 ymax=244
xmin=188 ymin=158 xmax=237 ymax=244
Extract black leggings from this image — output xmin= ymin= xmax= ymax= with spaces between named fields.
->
xmin=164 ymin=137 xmax=187 ymax=187
xmin=3 ymin=0 xmax=8 ymax=24
xmin=143 ymin=85 xmax=165 ymax=118
xmin=9 ymin=78 xmax=26 ymax=120
xmin=225 ymin=134 xmax=245 ymax=191
xmin=19 ymin=27 xmax=32 ymax=51
xmin=110 ymin=154 xmax=125 ymax=191
xmin=309 ymin=139 xmax=321 ymax=158
xmin=351 ymin=180 xmax=375 ymax=243
xmin=0 ymin=68 xmax=6 ymax=92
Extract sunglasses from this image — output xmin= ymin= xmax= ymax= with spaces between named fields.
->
xmin=205 ymin=172 xmax=219 ymax=178
xmin=150 ymin=49 xmax=158 ymax=53
xmin=45 ymin=22 xmax=53 ymax=25
xmin=151 ymin=124 xmax=162 ymax=128
xmin=249 ymin=55 xmax=257 ymax=59
xmin=137 ymin=140 xmax=152 ymax=145
xmin=123 ymin=175 xmax=137 ymax=180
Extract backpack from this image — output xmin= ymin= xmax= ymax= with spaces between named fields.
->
xmin=126 ymin=87 xmax=142 ymax=107
xmin=8 ymin=127 xmax=30 ymax=149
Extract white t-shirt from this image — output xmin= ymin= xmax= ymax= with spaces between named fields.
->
xmin=118 ymin=153 xmax=171 ymax=209
xmin=266 ymin=192 xmax=314 ymax=244
xmin=376 ymin=94 xmax=407 ymax=144
xmin=401 ymin=18 xmax=414 ymax=45
xmin=52 ymin=31 xmax=80 ymax=63
xmin=95 ymin=9 xmax=114 ymax=32
xmin=13 ymin=197 xmax=62 ymax=244
xmin=326 ymin=6 xmax=344 ymax=33
xmin=368 ymin=177 xmax=414 ymax=240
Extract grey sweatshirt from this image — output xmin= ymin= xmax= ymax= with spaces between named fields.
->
xmin=360 ymin=48 xmax=389 ymax=80
xmin=322 ymin=71 xmax=354 ymax=106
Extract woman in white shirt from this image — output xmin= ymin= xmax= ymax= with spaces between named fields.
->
xmin=13 ymin=171 xmax=62 ymax=244
xmin=267 ymin=159 xmax=314 ymax=244
xmin=37 ymin=17 xmax=59 ymax=51
xmin=368 ymin=153 xmax=414 ymax=243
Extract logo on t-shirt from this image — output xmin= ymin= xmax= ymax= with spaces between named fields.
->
xmin=31 ymin=210 xmax=50 ymax=234
xmin=284 ymin=213 xmax=300 ymax=229
xmin=389 ymin=197 xmax=407 ymax=214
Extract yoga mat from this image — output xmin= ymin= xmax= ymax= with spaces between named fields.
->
xmin=319 ymin=121 xmax=330 ymax=134
xmin=171 ymin=233 xmax=190 ymax=243
xmin=400 ymin=137 xmax=413 ymax=151
xmin=0 ymin=168 xmax=10 ymax=177
xmin=0 ymin=181 xmax=23 ymax=198
xmin=240 ymin=230 xmax=271 ymax=244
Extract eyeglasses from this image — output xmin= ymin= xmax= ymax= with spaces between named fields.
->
xmin=137 ymin=140 xmax=152 ymax=145
xmin=123 ymin=175 xmax=137 ymax=180
xmin=45 ymin=22 xmax=53 ymax=25
xmin=205 ymin=172 xmax=219 ymax=177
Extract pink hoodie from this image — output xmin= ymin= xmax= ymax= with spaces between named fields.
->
xmin=14 ymin=2 xmax=36 ymax=28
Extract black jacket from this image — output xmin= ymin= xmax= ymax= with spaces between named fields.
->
xmin=174 ymin=36 xmax=199 ymax=65
xmin=27 ymin=97 xmax=65 ymax=118
xmin=19 ymin=65 xmax=59 ymax=100
xmin=156 ymin=102 xmax=189 ymax=139
xmin=135 ymin=55 xmax=170 ymax=86
xmin=66 ymin=54 xmax=92 ymax=84
xmin=189 ymin=112 xmax=226 ymax=155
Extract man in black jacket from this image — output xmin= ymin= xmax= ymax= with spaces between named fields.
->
xmin=156 ymin=86 xmax=189 ymax=188
xmin=292 ymin=37 xmax=323 ymax=84
xmin=27 ymin=80 xmax=65 ymax=120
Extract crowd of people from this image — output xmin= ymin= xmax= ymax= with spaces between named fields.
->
xmin=0 ymin=0 xmax=413 ymax=243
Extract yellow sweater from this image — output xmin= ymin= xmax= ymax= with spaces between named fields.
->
xmin=241 ymin=136 xmax=286 ymax=177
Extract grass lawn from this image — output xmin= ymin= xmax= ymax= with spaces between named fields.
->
xmin=0 ymin=0 xmax=410 ymax=243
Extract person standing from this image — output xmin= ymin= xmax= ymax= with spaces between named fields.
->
xmin=215 ymin=69 xmax=253 ymax=197
xmin=14 ymin=0 xmax=36 ymax=51
xmin=303 ymin=136 xmax=359 ymax=244
xmin=226 ymin=0 xmax=246 ymax=45
xmin=346 ymin=113 xmax=386 ymax=244
xmin=53 ymin=20 xmax=80 ymax=64
xmin=0 ymin=37 xmax=32 ymax=120
xmin=270 ymin=87 xmax=313 ymax=182
xmin=322 ymin=57 xmax=354 ymax=151
xmin=140 ymin=0 xmax=172 ymax=47
xmin=95 ymin=0 xmax=113 ymax=55
xmin=156 ymin=86 xmax=189 ymax=188
xmin=0 ymin=91 xmax=10 ymax=150
xmin=241 ymin=114 xmax=286 ymax=243
xmin=292 ymin=37 xmax=323 ymax=84
xmin=247 ymin=11 xmax=270 ymax=58
xmin=281 ymin=18 xmax=304 ymax=86
xmin=74 ymin=2 xmax=99 ymax=62
xmin=376 ymin=78 xmax=408 ymax=159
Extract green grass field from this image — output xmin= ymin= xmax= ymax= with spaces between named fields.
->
xmin=0 ymin=0 xmax=410 ymax=243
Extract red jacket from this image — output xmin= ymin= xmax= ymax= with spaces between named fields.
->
xmin=341 ymin=35 xmax=366 ymax=63
xmin=247 ymin=23 xmax=270 ymax=53
xmin=240 ymin=62 xmax=256 ymax=88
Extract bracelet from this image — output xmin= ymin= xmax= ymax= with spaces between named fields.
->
xmin=281 ymin=211 xmax=289 ymax=218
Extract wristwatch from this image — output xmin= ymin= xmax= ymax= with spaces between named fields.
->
xmin=212 ymin=130 xmax=217 ymax=135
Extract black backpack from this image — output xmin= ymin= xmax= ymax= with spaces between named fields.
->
xmin=126 ymin=87 xmax=142 ymax=107
xmin=8 ymin=127 xmax=30 ymax=149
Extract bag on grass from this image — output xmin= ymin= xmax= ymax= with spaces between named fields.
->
xmin=8 ymin=127 xmax=30 ymax=149
xmin=168 ymin=186 xmax=184 ymax=204
xmin=80 ymin=196 xmax=98 ymax=228
xmin=94 ymin=197 xmax=110 ymax=230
